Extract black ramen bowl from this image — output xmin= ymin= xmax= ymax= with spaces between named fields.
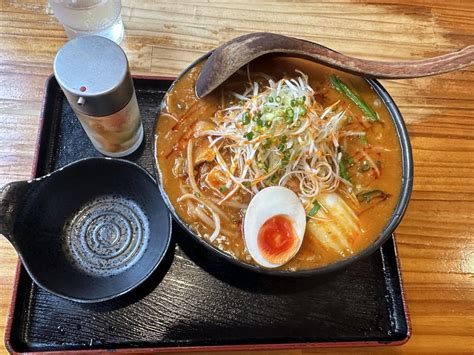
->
xmin=153 ymin=52 xmax=413 ymax=277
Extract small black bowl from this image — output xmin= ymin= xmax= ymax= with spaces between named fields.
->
xmin=0 ymin=158 xmax=171 ymax=302
xmin=153 ymin=52 xmax=413 ymax=277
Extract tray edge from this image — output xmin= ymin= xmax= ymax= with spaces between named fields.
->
xmin=4 ymin=74 xmax=411 ymax=354
xmin=5 ymin=74 xmax=55 ymax=355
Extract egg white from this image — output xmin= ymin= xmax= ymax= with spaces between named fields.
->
xmin=243 ymin=186 xmax=306 ymax=268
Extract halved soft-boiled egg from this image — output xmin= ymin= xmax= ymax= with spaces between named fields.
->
xmin=243 ymin=186 xmax=306 ymax=268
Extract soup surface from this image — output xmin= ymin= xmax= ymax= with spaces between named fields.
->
xmin=156 ymin=57 xmax=402 ymax=270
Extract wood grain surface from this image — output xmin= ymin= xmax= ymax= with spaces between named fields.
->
xmin=0 ymin=0 xmax=473 ymax=354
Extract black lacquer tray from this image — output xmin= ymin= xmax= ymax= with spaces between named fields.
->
xmin=5 ymin=76 xmax=410 ymax=353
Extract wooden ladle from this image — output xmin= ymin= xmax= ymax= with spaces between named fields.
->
xmin=196 ymin=32 xmax=474 ymax=98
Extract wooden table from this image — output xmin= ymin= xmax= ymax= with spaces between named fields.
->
xmin=0 ymin=0 xmax=473 ymax=354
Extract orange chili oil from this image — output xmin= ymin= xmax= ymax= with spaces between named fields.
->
xmin=257 ymin=215 xmax=298 ymax=264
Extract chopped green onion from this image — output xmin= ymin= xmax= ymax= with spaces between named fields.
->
xmin=307 ymin=201 xmax=321 ymax=217
xmin=265 ymin=120 xmax=272 ymax=128
xmin=219 ymin=185 xmax=228 ymax=192
xmin=290 ymin=99 xmax=297 ymax=107
xmin=257 ymin=162 xmax=267 ymax=170
xmin=285 ymin=107 xmax=294 ymax=119
xmin=275 ymin=96 xmax=282 ymax=103
xmin=267 ymin=96 xmax=274 ymax=103
xmin=241 ymin=112 xmax=250 ymax=125
xmin=298 ymin=106 xmax=307 ymax=116
xmin=298 ymin=96 xmax=306 ymax=104
xmin=244 ymin=131 xmax=254 ymax=140
xmin=339 ymin=158 xmax=351 ymax=181
xmin=278 ymin=143 xmax=286 ymax=152
xmin=242 ymin=181 xmax=251 ymax=188
xmin=281 ymin=135 xmax=288 ymax=143
xmin=194 ymin=192 xmax=201 ymax=198
xmin=275 ymin=109 xmax=285 ymax=117
xmin=360 ymin=136 xmax=369 ymax=145
xmin=263 ymin=138 xmax=272 ymax=148
xmin=330 ymin=75 xmax=378 ymax=122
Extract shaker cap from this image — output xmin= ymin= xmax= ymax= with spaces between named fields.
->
xmin=53 ymin=36 xmax=134 ymax=116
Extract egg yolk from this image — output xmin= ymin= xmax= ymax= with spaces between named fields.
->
xmin=257 ymin=214 xmax=299 ymax=265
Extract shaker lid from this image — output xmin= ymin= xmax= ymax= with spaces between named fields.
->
xmin=53 ymin=36 xmax=134 ymax=116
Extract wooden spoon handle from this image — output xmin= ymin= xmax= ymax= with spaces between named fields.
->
xmin=196 ymin=32 xmax=474 ymax=98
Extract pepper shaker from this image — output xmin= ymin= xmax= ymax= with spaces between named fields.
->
xmin=53 ymin=36 xmax=143 ymax=157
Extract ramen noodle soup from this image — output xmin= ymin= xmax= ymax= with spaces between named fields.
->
xmin=155 ymin=57 xmax=402 ymax=271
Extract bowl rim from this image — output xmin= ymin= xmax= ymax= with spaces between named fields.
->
xmin=153 ymin=51 xmax=413 ymax=276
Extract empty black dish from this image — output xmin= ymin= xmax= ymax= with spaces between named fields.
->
xmin=0 ymin=157 xmax=171 ymax=302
